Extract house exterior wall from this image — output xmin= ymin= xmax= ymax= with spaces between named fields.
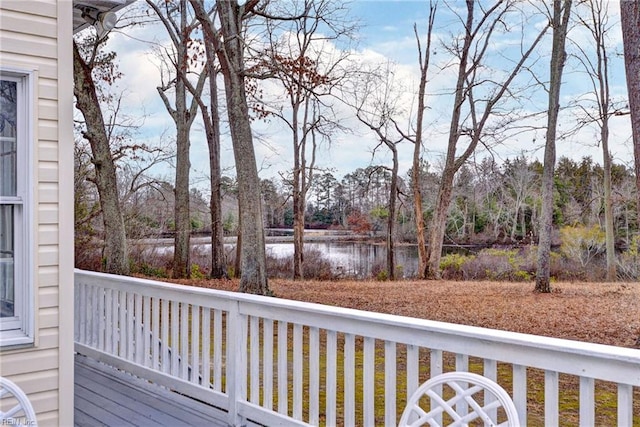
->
xmin=0 ymin=1 xmax=74 ymax=425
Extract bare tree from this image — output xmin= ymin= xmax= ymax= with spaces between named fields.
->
xmin=147 ymin=0 xmax=207 ymax=279
xmin=176 ymin=26 xmax=228 ymax=279
xmin=73 ymin=37 xmax=130 ymax=275
xmin=349 ymin=61 xmax=403 ymax=279
xmin=255 ymin=0 xmax=353 ymax=279
xmin=191 ymin=0 xmax=269 ymax=294
xmin=620 ymin=0 xmax=640 ymax=227
xmin=411 ymin=3 xmax=437 ymax=279
xmin=536 ymin=0 xmax=572 ymax=293
xmin=425 ymin=0 xmax=550 ymax=279
xmin=573 ymin=0 xmax=616 ymax=280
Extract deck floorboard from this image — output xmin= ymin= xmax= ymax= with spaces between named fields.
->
xmin=74 ymin=354 xmax=228 ymax=427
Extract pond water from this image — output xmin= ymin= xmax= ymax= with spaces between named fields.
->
xmin=157 ymin=236 xmax=477 ymax=279
xmin=265 ymin=241 xmax=420 ymax=278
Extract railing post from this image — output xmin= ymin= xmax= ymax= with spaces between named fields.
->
xmin=227 ymin=301 xmax=247 ymax=427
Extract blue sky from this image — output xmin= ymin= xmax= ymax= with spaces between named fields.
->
xmin=99 ymin=1 xmax=633 ymax=190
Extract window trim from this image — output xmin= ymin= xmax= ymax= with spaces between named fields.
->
xmin=0 ymin=68 xmax=35 ymax=348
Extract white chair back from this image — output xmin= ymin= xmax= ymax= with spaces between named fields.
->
xmin=399 ymin=371 xmax=520 ymax=427
xmin=1 ymin=377 xmax=38 ymax=427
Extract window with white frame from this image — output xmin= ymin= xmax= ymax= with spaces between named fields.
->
xmin=0 ymin=69 xmax=33 ymax=347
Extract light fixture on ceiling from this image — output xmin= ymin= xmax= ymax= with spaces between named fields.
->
xmin=80 ymin=6 xmax=117 ymax=33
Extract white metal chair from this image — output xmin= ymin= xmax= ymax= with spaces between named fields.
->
xmin=399 ymin=371 xmax=520 ymax=427
xmin=1 ymin=377 xmax=38 ymax=426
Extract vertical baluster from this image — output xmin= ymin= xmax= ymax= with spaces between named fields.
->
xmin=171 ymin=301 xmax=179 ymax=376
xmin=118 ymin=290 xmax=126 ymax=358
xmin=75 ymin=282 xmax=81 ymax=342
xmin=277 ymin=320 xmax=288 ymax=415
xmin=293 ymin=323 xmax=303 ymax=420
xmin=126 ymin=292 xmax=134 ymax=360
xmin=512 ymin=364 xmax=527 ymax=425
xmin=385 ymin=341 xmax=396 ymax=426
xmin=161 ymin=299 xmax=169 ymax=373
xmin=202 ymin=307 xmax=211 ymax=387
xmin=455 ymin=354 xmax=469 ymax=418
xmin=213 ymin=310 xmax=223 ymax=391
xmin=180 ymin=303 xmax=189 ymax=380
xmin=191 ymin=305 xmax=200 ymax=384
xmin=407 ymin=345 xmax=419 ymax=399
xmin=111 ymin=289 xmax=118 ymax=355
xmin=344 ymin=333 xmax=355 ymax=426
xmin=579 ymin=377 xmax=594 ymax=426
xmin=151 ymin=297 xmax=160 ymax=369
xmin=135 ymin=293 xmax=143 ymax=365
xmin=226 ymin=304 xmax=247 ymax=427
xmin=250 ymin=316 xmax=260 ymax=404
xmin=79 ymin=283 xmax=87 ymax=344
xmin=308 ymin=326 xmax=320 ymax=425
xmin=143 ymin=296 xmax=151 ymax=367
xmin=618 ymin=383 xmax=633 ymax=426
xmin=97 ymin=286 xmax=105 ymax=351
xmin=263 ymin=319 xmax=274 ymax=410
xmin=87 ymin=286 xmax=97 ymax=348
xmin=105 ymin=288 xmax=113 ymax=354
xmin=87 ymin=285 xmax=95 ymax=347
xmin=93 ymin=286 xmax=100 ymax=347
xmin=545 ymin=370 xmax=559 ymax=426
xmin=363 ymin=337 xmax=375 ymax=427
xmin=430 ymin=349 xmax=443 ymax=426
xmin=483 ymin=359 xmax=497 ymax=424
xmin=326 ymin=330 xmax=337 ymax=427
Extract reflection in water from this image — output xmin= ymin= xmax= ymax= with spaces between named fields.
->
xmin=266 ymin=242 xmax=419 ymax=278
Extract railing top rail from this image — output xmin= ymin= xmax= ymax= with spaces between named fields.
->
xmin=75 ymin=269 xmax=640 ymax=385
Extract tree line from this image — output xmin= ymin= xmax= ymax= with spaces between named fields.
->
xmin=73 ymin=0 xmax=640 ymax=294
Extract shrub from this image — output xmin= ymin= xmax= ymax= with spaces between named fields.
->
xmin=559 ymin=225 xmax=605 ymax=268
xmin=191 ymin=263 xmax=205 ymax=279
xmin=617 ymin=235 xmax=640 ymax=280
xmin=440 ymin=253 xmax=472 ymax=280
xmin=460 ymin=248 xmax=533 ymax=282
xmin=139 ymin=263 xmax=168 ymax=278
xmin=265 ymin=248 xmax=337 ymax=280
xmin=375 ymin=269 xmax=389 ymax=281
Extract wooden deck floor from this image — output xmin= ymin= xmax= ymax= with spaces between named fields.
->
xmin=74 ymin=355 xmax=229 ymax=426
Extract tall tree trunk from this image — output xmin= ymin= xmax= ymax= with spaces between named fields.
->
xmin=200 ymin=53 xmax=227 ymax=279
xmin=292 ymin=107 xmax=304 ymax=279
xmin=536 ymin=0 xmax=572 ymax=293
xmin=426 ymin=168 xmax=456 ymax=278
xmin=424 ymin=1 xmax=472 ymax=279
xmin=73 ymin=41 xmax=129 ymax=275
xmin=412 ymin=5 xmax=436 ymax=279
xmin=173 ymin=73 xmax=191 ymax=279
xmin=217 ymin=0 xmax=268 ymax=294
xmin=603 ymin=146 xmax=616 ymax=280
xmin=620 ymin=0 xmax=640 ymax=228
xmin=207 ymin=90 xmax=227 ymax=280
xmin=387 ymin=147 xmax=398 ymax=280
xmin=594 ymin=0 xmax=616 ymax=281
xmin=147 ymin=0 xmax=201 ymax=279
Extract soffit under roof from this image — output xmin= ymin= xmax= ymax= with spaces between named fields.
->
xmin=73 ymin=0 xmax=136 ymax=34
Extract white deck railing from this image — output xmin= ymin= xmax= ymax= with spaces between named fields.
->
xmin=74 ymin=270 xmax=640 ymax=426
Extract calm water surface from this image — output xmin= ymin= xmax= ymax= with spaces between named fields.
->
xmin=265 ymin=242 xmax=419 ymax=278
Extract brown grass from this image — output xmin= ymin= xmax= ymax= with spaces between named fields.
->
xmin=169 ymin=278 xmax=640 ymax=349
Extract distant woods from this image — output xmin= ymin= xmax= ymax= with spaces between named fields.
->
xmin=75 ymin=155 xmax=639 ymax=276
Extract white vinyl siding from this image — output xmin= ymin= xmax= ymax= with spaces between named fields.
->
xmin=0 ymin=0 xmax=75 ymax=424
